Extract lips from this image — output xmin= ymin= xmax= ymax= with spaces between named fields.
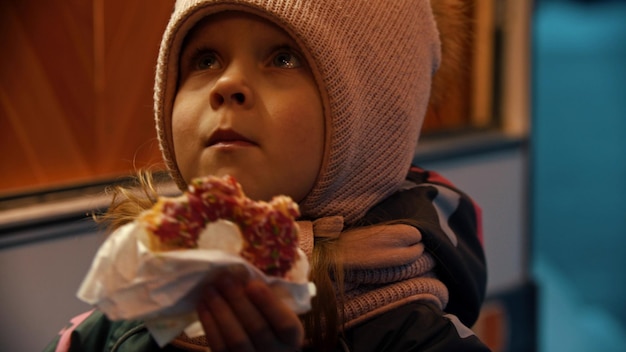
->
xmin=206 ymin=129 xmax=256 ymax=148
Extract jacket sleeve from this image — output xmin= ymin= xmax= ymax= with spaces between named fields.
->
xmin=43 ymin=310 xmax=111 ymax=352
xmin=342 ymin=301 xmax=491 ymax=352
xmin=360 ymin=165 xmax=487 ymax=327
xmin=42 ymin=310 xmax=169 ymax=352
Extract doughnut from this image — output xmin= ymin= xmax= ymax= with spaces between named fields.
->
xmin=139 ymin=175 xmax=300 ymax=277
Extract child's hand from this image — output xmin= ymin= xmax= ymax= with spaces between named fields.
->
xmin=197 ymin=271 xmax=305 ymax=352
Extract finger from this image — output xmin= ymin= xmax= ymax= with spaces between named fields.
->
xmin=197 ymin=293 xmax=227 ymax=352
xmin=246 ymin=280 xmax=305 ymax=348
xmin=199 ymin=284 xmax=255 ymax=352
xmin=215 ymin=275 xmax=276 ymax=349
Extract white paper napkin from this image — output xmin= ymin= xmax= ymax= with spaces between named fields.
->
xmin=77 ymin=221 xmax=315 ymax=347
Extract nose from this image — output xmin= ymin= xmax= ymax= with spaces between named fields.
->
xmin=210 ymin=64 xmax=254 ymax=109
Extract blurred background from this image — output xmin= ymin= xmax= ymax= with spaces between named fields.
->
xmin=1 ymin=0 xmax=626 ymax=351
xmin=532 ymin=0 xmax=626 ymax=350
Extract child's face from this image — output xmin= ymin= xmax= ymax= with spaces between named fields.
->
xmin=172 ymin=11 xmax=325 ymax=203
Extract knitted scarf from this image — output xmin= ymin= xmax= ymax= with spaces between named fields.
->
xmin=298 ymin=217 xmax=448 ymax=328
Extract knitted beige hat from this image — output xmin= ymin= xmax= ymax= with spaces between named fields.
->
xmin=154 ymin=0 xmax=441 ymax=225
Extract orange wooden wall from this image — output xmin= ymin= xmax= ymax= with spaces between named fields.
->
xmin=0 ymin=0 xmax=174 ymax=195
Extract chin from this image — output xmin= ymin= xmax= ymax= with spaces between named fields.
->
xmin=208 ymin=170 xmax=268 ymax=201
xmin=188 ymin=168 xmax=291 ymax=203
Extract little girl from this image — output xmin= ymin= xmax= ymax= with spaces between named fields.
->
xmin=45 ymin=0 xmax=489 ymax=351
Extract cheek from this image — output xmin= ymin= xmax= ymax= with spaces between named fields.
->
xmin=171 ymin=97 xmax=200 ymax=170
xmin=279 ymin=84 xmax=323 ymax=136
xmin=172 ymin=93 xmax=202 ymax=140
xmin=279 ymin=99 xmax=325 ymax=170
xmin=171 ymin=110 xmax=187 ymax=155
xmin=297 ymin=96 xmax=325 ymax=154
xmin=172 ymin=114 xmax=195 ymax=143
xmin=274 ymin=98 xmax=323 ymax=146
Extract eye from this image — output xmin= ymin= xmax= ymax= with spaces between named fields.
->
xmin=193 ymin=50 xmax=221 ymax=70
xmin=272 ymin=51 xmax=302 ymax=69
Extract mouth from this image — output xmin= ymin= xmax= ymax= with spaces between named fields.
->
xmin=206 ymin=128 xmax=257 ymax=148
